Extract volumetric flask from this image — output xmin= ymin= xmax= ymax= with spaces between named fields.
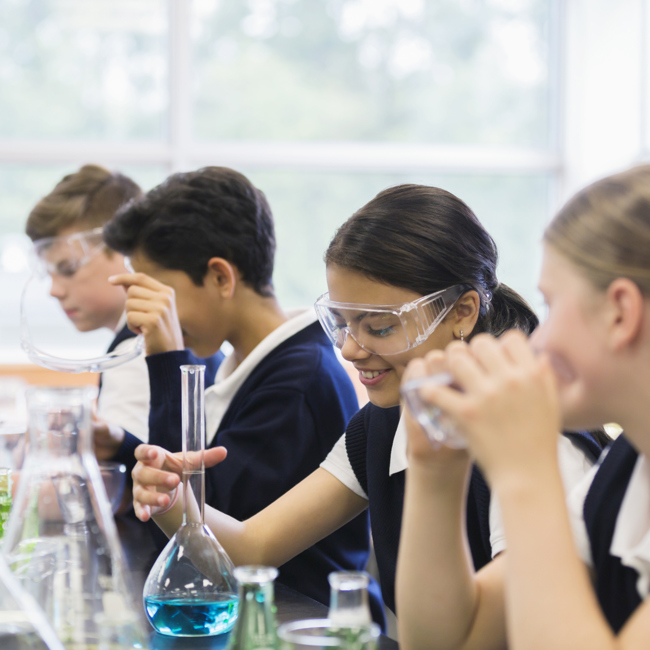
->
xmin=2 ymin=386 xmax=148 ymax=650
xmin=143 ymin=365 xmax=238 ymax=637
xmin=401 ymin=373 xmax=467 ymax=449
xmin=0 ymin=552 xmax=65 ymax=650
xmin=277 ymin=620 xmax=380 ymax=650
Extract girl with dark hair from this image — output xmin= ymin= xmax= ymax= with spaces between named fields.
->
xmin=130 ymin=184 xmax=597 ymax=621
xmin=397 ymin=166 xmax=650 ymax=650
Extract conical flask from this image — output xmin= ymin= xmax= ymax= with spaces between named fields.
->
xmin=2 ymin=386 xmax=148 ymax=650
xmin=227 ymin=566 xmax=280 ymax=650
xmin=0 ymin=551 xmax=65 ymax=650
xmin=327 ymin=572 xmax=372 ymax=628
xmin=143 ymin=365 xmax=238 ymax=637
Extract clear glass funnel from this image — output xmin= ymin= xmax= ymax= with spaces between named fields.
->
xmin=143 ymin=365 xmax=238 ymax=637
xmin=2 ymin=386 xmax=149 ymax=649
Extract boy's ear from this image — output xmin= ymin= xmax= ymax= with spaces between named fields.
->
xmin=605 ymin=277 xmax=645 ymax=351
xmin=453 ymin=290 xmax=480 ymax=339
xmin=206 ymin=258 xmax=237 ymax=299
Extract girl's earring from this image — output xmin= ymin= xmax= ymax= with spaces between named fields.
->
xmin=460 ymin=330 xmax=464 ymax=342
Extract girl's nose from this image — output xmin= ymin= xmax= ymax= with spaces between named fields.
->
xmin=49 ymin=274 xmax=67 ymax=299
xmin=340 ymin=330 xmax=371 ymax=362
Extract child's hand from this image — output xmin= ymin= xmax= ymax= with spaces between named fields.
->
xmin=132 ymin=444 xmax=227 ymax=521
xmin=402 ymin=353 xmax=471 ymax=479
xmin=108 ymin=272 xmax=184 ymax=356
xmin=427 ymin=330 xmax=561 ymax=489
xmin=92 ymin=415 xmax=125 ymax=461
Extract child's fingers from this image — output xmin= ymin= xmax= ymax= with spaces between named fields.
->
xmin=134 ymin=444 xmax=167 ymax=466
xmin=446 ymin=343 xmax=486 ymax=392
xmin=203 ymin=447 xmax=228 ymax=468
xmin=108 ymin=272 xmax=166 ymax=292
xmin=134 ymin=501 xmax=151 ymax=522
xmin=132 ymin=482 xmax=172 ymax=508
xmin=401 ymin=357 xmax=428 ymax=385
xmin=468 ymin=333 xmax=512 ymax=374
xmin=132 ymin=463 xmax=180 ymax=489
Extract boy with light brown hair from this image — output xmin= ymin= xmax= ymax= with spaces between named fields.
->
xmin=25 ymin=164 xmax=149 ymax=451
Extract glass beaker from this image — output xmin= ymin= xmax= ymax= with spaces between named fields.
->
xmin=401 ymin=373 xmax=468 ymax=449
xmin=0 ymin=551 xmax=65 ymax=650
xmin=277 ymin=619 xmax=380 ymax=650
xmin=2 ymin=386 xmax=148 ymax=650
xmin=228 ymin=566 xmax=280 ymax=650
xmin=143 ymin=365 xmax=238 ymax=637
xmin=327 ymin=572 xmax=372 ymax=628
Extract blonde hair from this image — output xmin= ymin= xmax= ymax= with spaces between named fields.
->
xmin=26 ymin=164 xmax=142 ymax=241
xmin=544 ymin=164 xmax=650 ymax=293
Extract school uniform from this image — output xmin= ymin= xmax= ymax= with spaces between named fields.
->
xmin=97 ymin=315 xmax=149 ymax=442
xmin=144 ymin=309 xmax=384 ymax=622
xmin=570 ymin=434 xmax=650 ymax=632
xmin=323 ymin=402 xmax=599 ymax=614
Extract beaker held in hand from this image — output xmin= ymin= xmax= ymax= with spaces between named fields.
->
xmin=143 ymin=365 xmax=238 ymax=637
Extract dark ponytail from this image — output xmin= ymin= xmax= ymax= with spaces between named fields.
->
xmin=325 ymin=184 xmax=538 ymax=338
xmin=485 ymin=283 xmax=539 ymax=336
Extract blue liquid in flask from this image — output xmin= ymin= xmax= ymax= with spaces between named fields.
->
xmin=144 ymin=594 xmax=239 ymax=637
xmin=143 ymin=366 xmax=239 ymax=638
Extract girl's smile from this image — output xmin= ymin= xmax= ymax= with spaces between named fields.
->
xmin=326 ymin=264 xmax=477 ymax=408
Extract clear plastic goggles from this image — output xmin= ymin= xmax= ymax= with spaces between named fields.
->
xmin=314 ymin=285 xmax=469 ymax=356
xmin=31 ymin=227 xmax=106 ymax=278
xmin=21 ymin=229 xmax=144 ymax=374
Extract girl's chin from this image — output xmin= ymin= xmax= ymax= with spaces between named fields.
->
xmin=366 ymin=390 xmax=401 ymax=410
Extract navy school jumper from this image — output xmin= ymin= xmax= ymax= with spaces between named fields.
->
xmin=142 ymin=321 xmax=385 ymax=626
xmin=110 ymin=331 xmax=224 ymax=485
xmin=97 ymin=324 xmax=138 ymax=393
xmin=583 ymin=434 xmax=643 ymax=633
xmin=345 ymin=402 xmax=605 ymax=615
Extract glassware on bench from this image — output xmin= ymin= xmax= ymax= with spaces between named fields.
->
xmin=143 ymin=365 xmax=238 ymax=637
xmin=0 ymin=376 xmax=28 ymax=540
xmin=2 ymin=386 xmax=148 ymax=649
xmin=227 ymin=566 xmax=280 ymax=650
xmin=401 ymin=372 xmax=468 ymax=449
xmin=277 ymin=619 xmax=380 ymax=650
xmin=0 ymin=551 xmax=65 ymax=650
xmin=327 ymin=572 xmax=372 ymax=629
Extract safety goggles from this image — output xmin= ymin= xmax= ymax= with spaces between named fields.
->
xmin=314 ymin=284 xmax=470 ymax=356
xmin=31 ymin=227 xmax=106 ymax=278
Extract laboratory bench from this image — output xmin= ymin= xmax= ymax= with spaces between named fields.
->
xmin=116 ymin=515 xmax=399 ymax=649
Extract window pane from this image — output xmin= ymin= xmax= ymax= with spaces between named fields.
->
xmin=243 ymin=170 xmax=550 ymax=312
xmin=193 ymin=0 xmax=553 ymax=146
xmin=0 ymin=163 xmax=168 ymax=360
xmin=0 ymin=0 xmax=168 ymax=140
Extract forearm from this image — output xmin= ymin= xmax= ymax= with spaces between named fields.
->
xmin=398 ymin=458 xmax=504 ymax=650
xmin=496 ymin=463 xmax=614 ymax=650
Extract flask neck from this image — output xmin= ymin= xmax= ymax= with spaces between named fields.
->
xmin=230 ymin=566 xmax=279 ymax=649
xmin=180 ymin=365 xmax=207 ymax=526
xmin=328 ymin=571 xmax=372 ymax=627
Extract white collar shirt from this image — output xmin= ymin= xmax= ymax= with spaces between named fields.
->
xmin=204 ymin=308 xmax=318 ymax=445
